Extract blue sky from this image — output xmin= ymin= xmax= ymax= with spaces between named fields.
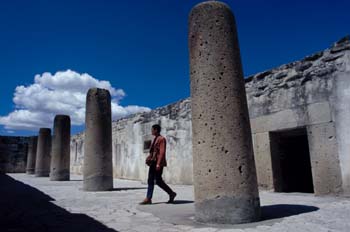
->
xmin=0 ymin=0 xmax=349 ymax=136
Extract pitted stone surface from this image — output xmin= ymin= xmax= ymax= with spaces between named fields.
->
xmin=26 ymin=136 xmax=38 ymax=174
xmin=50 ymin=115 xmax=71 ymax=181
xmin=83 ymin=88 xmax=113 ymax=191
xmin=35 ymin=128 xmax=51 ymax=177
xmin=189 ymin=1 xmax=260 ymax=224
xmin=3 ymin=173 xmax=350 ymax=232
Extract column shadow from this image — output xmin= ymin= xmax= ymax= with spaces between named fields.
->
xmin=0 ymin=174 xmax=118 ymax=232
xmin=261 ymin=204 xmax=319 ymax=221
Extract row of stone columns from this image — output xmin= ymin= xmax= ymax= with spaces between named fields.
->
xmin=25 ymin=88 xmax=113 ymax=191
xmin=26 ymin=116 xmax=71 ymax=180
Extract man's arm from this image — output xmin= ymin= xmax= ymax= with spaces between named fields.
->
xmin=146 ymin=137 xmax=156 ymax=163
xmin=156 ymin=138 xmax=166 ymax=168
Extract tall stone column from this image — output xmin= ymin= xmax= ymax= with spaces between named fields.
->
xmin=35 ymin=128 xmax=51 ymax=177
xmin=50 ymin=115 xmax=71 ymax=181
xmin=83 ymin=88 xmax=113 ymax=191
xmin=26 ymin=136 xmax=38 ymax=174
xmin=189 ymin=1 xmax=260 ymax=224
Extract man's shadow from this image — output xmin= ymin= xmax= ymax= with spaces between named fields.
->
xmin=151 ymin=200 xmax=194 ymax=205
xmin=0 ymin=174 xmax=118 ymax=232
xmin=111 ymin=187 xmax=147 ymax=191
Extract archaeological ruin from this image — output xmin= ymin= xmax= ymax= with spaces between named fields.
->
xmin=66 ymin=34 xmax=350 ymax=197
xmin=0 ymin=5 xmax=349 ymax=207
xmin=1 ymin=35 xmax=349 ymax=199
xmin=1 ymin=0 xmax=350 ymax=229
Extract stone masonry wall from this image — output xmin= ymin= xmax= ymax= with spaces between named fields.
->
xmin=0 ymin=136 xmax=30 ymax=173
xmin=247 ymin=37 xmax=350 ymax=195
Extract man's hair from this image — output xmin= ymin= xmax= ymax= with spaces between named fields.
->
xmin=152 ymin=124 xmax=161 ymax=133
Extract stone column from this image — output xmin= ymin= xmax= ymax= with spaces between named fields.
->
xmin=50 ymin=115 xmax=71 ymax=181
xmin=26 ymin=136 xmax=38 ymax=174
xmin=189 ymin=1 xmax=260 ymax=224
xmin=35 ymin=128 xmax=51 ymax=177
xmin=83 ymin=88 xmax=113 ymax=191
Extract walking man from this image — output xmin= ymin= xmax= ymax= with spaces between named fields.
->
xmin=140 ymin=124 xmax=177 ymax=204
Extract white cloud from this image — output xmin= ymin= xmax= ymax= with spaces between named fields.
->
xmin=0 ymin=70 xmax=150 ymax=131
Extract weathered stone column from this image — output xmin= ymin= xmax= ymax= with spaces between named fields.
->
xmin=83 ymin=88 xmax=113 ymax=191
xmin=50 ymin=115 xmax=71 ymax=181
xmin=189 ymin=1 xmax=260 ymax=224
xmin=35 ymin=128 xmax=51 ymax=177
xmin=26 ymin=136 xmax=38 ymax=174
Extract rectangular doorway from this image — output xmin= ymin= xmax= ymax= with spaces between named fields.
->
xmin=269 ymin=128 xmax=314 ymax=193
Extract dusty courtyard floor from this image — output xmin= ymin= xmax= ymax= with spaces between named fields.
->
xmin=1 ymin=174 xmax=350 ymax=232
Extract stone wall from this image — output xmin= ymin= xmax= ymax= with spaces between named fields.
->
xmin=0 ymin=136 xmax=30 ymax=173
xmin=331 ymin=39 xmax=350 ymax=194
xmin=70 ymin=37 xmax=350 ymax=195
xmin=71 ymin=99 xmax=193 ymax=184
xmin=246 ymin=37 xmax=350 ymax=195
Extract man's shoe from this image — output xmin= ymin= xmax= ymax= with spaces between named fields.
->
xmin=167 ymin=192 xmax=177 ymax=203
xmin=139 ymin=198 xmax=152 ymax=205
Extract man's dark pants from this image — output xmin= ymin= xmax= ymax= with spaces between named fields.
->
xmin=146 ymin=162 xmax=173 ymax=199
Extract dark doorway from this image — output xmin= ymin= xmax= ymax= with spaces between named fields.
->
xmin=270 ymin=128 xmax=314 ymax=193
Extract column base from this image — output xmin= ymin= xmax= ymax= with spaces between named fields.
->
xmin=83 ymin=175 xmax=113 ymax=191
xmin=195 ymin=195 xmax=260 ymax=224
